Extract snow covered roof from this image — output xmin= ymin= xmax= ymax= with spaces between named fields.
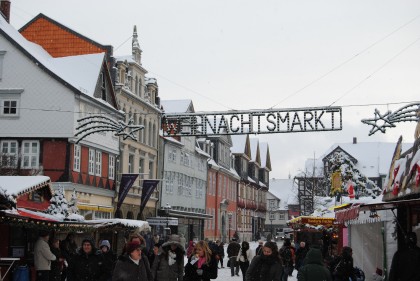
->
xmin=249 ymin=138 xmax=259 ymax=164
xmin=85 ymin=218 xmax=150 ymax=232
xmin=0 ymin=176 xmax=51 ymax=196
xmin=259 ymin=142 xmax=270 ymax=169
xmin=0 ymin=16 xmax=106 ymax=99
xmin=268 ymin=178 xmax=298 ymax=209
xmin=161 ymin=100 xmax=194 ymax=114
xmin=321 ymin=142 xmax=411 ymax=177
xmin=231 ymin=134 xmax=247 ymax=154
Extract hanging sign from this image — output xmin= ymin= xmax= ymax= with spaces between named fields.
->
xmin=162 ymin=106 xmax=342 ymax=137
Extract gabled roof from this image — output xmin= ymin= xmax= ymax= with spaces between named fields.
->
xmin=259 ymin=142 xmax=272 ymax=171
xmin=161 ymin=99 xmax=194 ymax=114
xmin=231 ymin=134 xmax=251 ymax=160
xmin=19 ymin=13 xmax=112 ymax=58
xmin=323 ymin=146 xmax=357 ymax=164
xmin=0 ymin=176 xmax=52 ymax=196
xmin=268 ymin=178 xmax=298 ymax=209
xmin=249 ymin=138 xmax=261 ymax=165
xmin=0 ymin=16 xmax=115 ymax=108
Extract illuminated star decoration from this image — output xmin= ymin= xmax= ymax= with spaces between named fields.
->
xmin=75 ymin=115 xmax=144 ymax=143
xmin=361 ymin=103 xmax=420 ymax=136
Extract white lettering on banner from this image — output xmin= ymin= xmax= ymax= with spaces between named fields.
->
xmin=162 ymin=106 xmax=342 ymax=137
xmin=147 ymin=218 xmax=178 ymax=226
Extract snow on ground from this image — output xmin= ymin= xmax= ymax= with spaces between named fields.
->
xmin=185 ymin=241 xmax=297 ymax=281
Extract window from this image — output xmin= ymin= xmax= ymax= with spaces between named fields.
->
xmin=88 ymin=149 xmax=95 ymax=175
xmin=73 ymin=145 xmax=80 ymax=172
xmin=95 ymin=151 xmax=102 ymax=176
xmin=139 ymin=158 xmax=144 ymax=174
xmin=128 ymin=154 xmax=134 ymax=174
xmin=279 ymin=213 xmax=285 ymax=220
xmin=1 ymin=99 xmax=17 ymax=116
xmin=109 ymin=155 xmax=115 ymax=179
xmin=149 ymin=160 xmax=154 ymax=179
xmin=21 ymin=141 xmax=39 ymax=169
xmin=1 ymin=140 xmax=18 ymax=167
xmin=0 ymin=51 xmax=5 ymax=80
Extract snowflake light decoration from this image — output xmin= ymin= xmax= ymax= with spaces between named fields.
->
xmin=75 ymin=115 xmax=144 ymax=143
xmin=361 ymin=103 xmax=420 ymax=136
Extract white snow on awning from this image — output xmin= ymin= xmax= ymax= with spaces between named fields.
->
xmin=0 ymin=176 xmax=51 ymax=196
xmin=85 ymin=218 xmax=150 ymax=231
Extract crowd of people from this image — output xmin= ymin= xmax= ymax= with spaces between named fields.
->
xmin=32 ymin=229 xmax=375 ymax=281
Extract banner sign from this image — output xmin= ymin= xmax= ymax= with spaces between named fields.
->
xmin=146 ymin=217 xmax=179 ymax=226
xmin=162 ymin=106 xmax=342 ymax=137
xmin=139 ymin=180 xmax=160 ymax=216
xmin=117 ymin=174 xmax=139 ymax=210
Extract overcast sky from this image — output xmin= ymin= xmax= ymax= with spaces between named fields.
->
xmin=9 ymin=0 xmax=420 ymax=178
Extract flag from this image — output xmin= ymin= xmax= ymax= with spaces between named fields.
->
xmin=117 ymin=174 xmax=139 ymax=211
xmin=139 ymin=180 xmax=160 ymax=217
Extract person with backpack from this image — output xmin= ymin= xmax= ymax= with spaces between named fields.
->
xmin=279 ymin=238 xmax=294 ymax=281
xmin=237 ymin=241 xmax=252 ymax=281
xmin=245 ymin=241 xmax=282 ymax=281
xmin=297 ymin=247 xmax=332 ymax=281
xmin=331 ymin=246 xmax=356 ymax=281
xmin=151 ymin=234 xmax=184 ymax=281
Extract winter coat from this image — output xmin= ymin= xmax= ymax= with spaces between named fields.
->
xmin=280 ymin=245 xmax=294 ymax=268
xmin=389 ymin=246 xmax=420 ymax=281
xmin=332 ymin=255 xmax=355 ymax=281
xmin=152 ymin=242 xmax=184 ymax=281
xmin=245 ymin=254 xmax=282 ymax=281
xmin=227 ymin=241 xmax=240 ymax=257
xmin=112 ymin=254 xmax=153 ymax=281
xmin=295 ymin=246 xmax=309 ymax=270
xmin=60 ymin=238 xmax=77 ymax=262
xmin=67 ymin=248 xmax=105 ymax=281
xmin=184 ymin=254 xmax=218 ymax=281
xmin=237 ymin=248 xmax=253 ymax=263
xmin=216 ymin=243 xmax=225 ymax=258
xmin=255 ymin=245 xmax=263 ymax=256
xmin=297 ymin=248 xmax=332 ymax=281
xmin=49 ymin=247 xmax=62 ymax=281
xmin=34 ymin=238 xmax=56 ymax=271
xmin=101 ymin=250 xmax=117 ymax=280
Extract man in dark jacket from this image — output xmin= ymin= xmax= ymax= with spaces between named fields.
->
xmin=295 ymin=242 xmax=309 ymax=271
xmin=67 ymin=238 xmax=105 ymax=281
xmin=227 ymin=238 xmax=240 ymax=277
xmin=280 ymin=239 xmax=294 ymax=281
xmin=297 ymin=248 xmax=332 ymax=281
xmin=389 ymin=232 xmax=420 ymax=281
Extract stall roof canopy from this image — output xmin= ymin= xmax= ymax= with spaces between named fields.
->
xmin=0 ymin=176 xmax=51 ymax=196
xmin=359 ymin=198 xmax=420 ymax=211
xmin=288 ymin=216 xmax=336 ymax=226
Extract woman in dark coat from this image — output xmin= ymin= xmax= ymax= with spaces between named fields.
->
xmin=49 ymin=238 xmax=63 ymax=281
xmin=152 ymin=234 xmax=185 ymax=281
xmin=99 ymin=240 xmax=116 ymax=281
xmin=67 ymin=238 xmax=105 ymax=281
xmin=215 ymin=240 xmax=225 ymax=268
xmin=245 ymin=241 xmax=283 ymax=281
xmin=332 ymin=246 xmax=356 ymax=281
xmin=297 ymin=248 xmax=332 ymax=281
xmin=112 ymin=241 xmax=153 ymax=281
xmin=184 ymin=240 xmax=218 ymax=281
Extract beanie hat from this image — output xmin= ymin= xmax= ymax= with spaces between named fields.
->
xmin=99 ymin=240 xmax=111 ymax=250
xmin=126 ymin=241 xmax=141 ymax=254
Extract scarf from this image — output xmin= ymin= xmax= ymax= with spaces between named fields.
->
xmin=168 ymin=251 xmax=177 ymax=266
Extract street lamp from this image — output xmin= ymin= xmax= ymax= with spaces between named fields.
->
xmin=163 ymin=203 xmax=172 ymax=240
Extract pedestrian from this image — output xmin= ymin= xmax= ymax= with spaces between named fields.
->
xmin=227 ymin=237 xmax=241 ymax=277
xmin=331 ymin=246 xmax=356 ymax=281
xmin=389 ymin=232 xmax=420 ymax=281
xmin=99 ymin=240 xmax=116 ymax=281
xmin=297 ymin=247 xmax=332 ymax=281
xmin=215 ymin=240 xmax=225 ymax=268
xmin=120 ymin=233 xmax=147 ymax=257
xmin=184 ymin=240 xmax=218 ymax=281
xmin=151 ymin=234 xmax=185 ymax=281
xmin=67 ymin=237 xmax=105 ymax=281
xmin=237 ymin=241 xmax=252 ymax=281
xmin=295 ymin=241 xmax=309 ymax=272
xmin=245 ymin=241 xmax=283 ymax=281
xmin=49 ymin=238 xmax=63 ymax=281
xmin=34 ymin=230 xmax=56 ymax=281
xmin=59 ymin=232 xmax=77 ymax=281
xmin=187 ymin=240 xmax=196 ymax=259
xmin=148 ymin=242 xmax=160 ymax=267
xmin=255 ymin=240 xmax=264 ymax=256
xmin=112 ymin=241 xmax=153 ymax=281
xmin=279 ymin=238 xmax=294 ymax=281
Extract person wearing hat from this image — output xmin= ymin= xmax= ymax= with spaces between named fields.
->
xmin=112 ymin=241 xmax=153 ymax=281
xmin=227 ymin=237 xmax=240 ymax=277
xmin=67 ymin=237 xmax=105 ymax=281
xmin=99 ymin=240 xmax=116 ymax=281
xmin=296 ymin=248 xmax=332 ymax=281
xmin=34 ymin=230 xmax=56 ymax=281
xmin=151 ymin=234 xmax=185 ymax=281
xmin=246 ymin=241 xmax=283 ymax=281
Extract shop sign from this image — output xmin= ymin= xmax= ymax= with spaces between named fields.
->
xmin=147 ymin=217 xmax=178 ymax=226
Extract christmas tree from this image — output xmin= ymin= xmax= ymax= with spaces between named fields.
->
xmin=326 ymin=151 xmax=381 ymax=198
xmin=68 ymin=188 xmax=79 ymax=215
xmin=45 ymin=185 xmax=69 ymax=218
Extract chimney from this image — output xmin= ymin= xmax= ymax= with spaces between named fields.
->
xmin=0 ymin=0 xmax=10 ymax=23
xmin=353 ymin=137 xmax=357 ymax=144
